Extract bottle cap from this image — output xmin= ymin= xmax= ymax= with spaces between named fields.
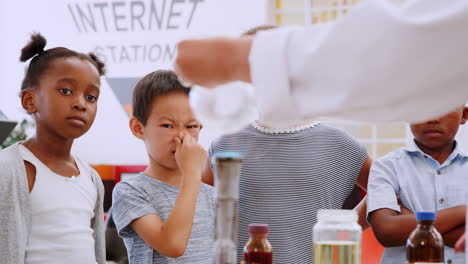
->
xmin=248 ymin=224 xmax=269 ymax=234
xmin=213 ymin=152 xmax=242 ymax=163
xmin=416 ymin=211 xmax=436 ymax=221
xmin=213 ymin=152 xmax=241 ymax=159
xmin=317 ymin=209 xmax=358 ymax=222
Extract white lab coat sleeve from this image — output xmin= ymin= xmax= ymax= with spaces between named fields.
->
xmin=249 ymin=0 xmax=468 ymax=123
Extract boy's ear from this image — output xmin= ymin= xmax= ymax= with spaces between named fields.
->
xmin=21 ymin=89 xmax=37 ymax=114
xmin=461 ymin=107 xmax=468 ymax=125
xmin=129 ymin=117 xmax=145 ymax=140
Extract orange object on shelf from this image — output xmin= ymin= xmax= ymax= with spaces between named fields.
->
xmin=92 ymin=165 xmax=115 ymax=180
xmin=362 ymin=228 xmax=384 ymax=264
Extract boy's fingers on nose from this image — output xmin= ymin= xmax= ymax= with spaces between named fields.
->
xmin=174 ymin=137 xmax=181 ymax=150
xmin=189 ymin=134 xmax=196 ymax=143
xmin=178 ymin=132 xmax=185 ymax=142
xmin=183 ymin=133 xmax=192 ymax=143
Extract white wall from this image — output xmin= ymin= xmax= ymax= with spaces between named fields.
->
xmin=0 ymin=0 xmax=268 ymax=165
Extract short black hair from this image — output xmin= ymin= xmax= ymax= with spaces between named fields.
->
xmin=20 ymin=33 xmax=106 ymax=92
xmin=132 ymin=70 xmax=190 ymax=125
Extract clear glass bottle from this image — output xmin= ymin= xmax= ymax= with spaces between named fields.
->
xmin=313 ymin=209 xmax=361 ymax=264
xmin=243 ymin=224 xmax=273 ymax=264
xmin=406 ymin=212 xmax=444 ymax=264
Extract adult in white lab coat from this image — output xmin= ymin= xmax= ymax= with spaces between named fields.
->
xmin=175 ymin=0 xmax=468 ymax=250
xmin=176 ymin=0 xmax=468 ymax=125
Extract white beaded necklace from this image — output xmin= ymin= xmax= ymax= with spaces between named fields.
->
xmin=251 ymin=120 xmax=320 ymax=134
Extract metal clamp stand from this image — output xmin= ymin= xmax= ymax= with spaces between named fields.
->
xmin=213 ymin=152 xmax=242 ymax=264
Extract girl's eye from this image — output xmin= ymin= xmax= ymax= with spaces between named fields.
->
xmin=162 ymin=124 xmax=173 ymax=128
xmin=86 ymin=95 xmax=97 ymax=102
xmin=59 ymin=88 xmax=72 ymax=95
xmin=187 ymin=125 xmax=199 ymax=129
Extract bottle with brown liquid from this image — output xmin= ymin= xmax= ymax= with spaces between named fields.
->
xmin=242 ymin=224 xmax=273 ymax=264
xmin=407 ymin=212 xmax=444 ymax=264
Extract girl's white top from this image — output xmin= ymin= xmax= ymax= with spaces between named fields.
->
xmin=19 ymin=144 xmax=97 ymax=264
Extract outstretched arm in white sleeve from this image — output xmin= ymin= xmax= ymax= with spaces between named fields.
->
xmin=176 ymin=0 xmax=468 ymax=124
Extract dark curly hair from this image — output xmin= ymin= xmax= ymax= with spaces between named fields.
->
xmin=20 ymin=33 xmax=106 ymax=91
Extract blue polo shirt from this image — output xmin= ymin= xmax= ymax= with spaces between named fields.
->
xmin=367 ymin=140 xmax=467 ymax=264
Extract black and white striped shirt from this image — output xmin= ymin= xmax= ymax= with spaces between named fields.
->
xmin=208 ymin=123 xmax=367 ymax=264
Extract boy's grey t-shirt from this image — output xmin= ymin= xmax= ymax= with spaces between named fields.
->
xmin=112 ymin=173 xmax=215 ymax=264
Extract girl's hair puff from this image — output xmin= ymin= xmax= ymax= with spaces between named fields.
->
xmin=20 ymin=33 xmax=106 ymax=92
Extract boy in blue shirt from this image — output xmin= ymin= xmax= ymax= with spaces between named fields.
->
xmin=367 ymin=107 xmax=468 ymax=263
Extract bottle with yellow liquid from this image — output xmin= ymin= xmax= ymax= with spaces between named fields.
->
xmin=313 ymin=209 xmax=361 ymax=264
xmin=406 ymin=212 xmax=444 ymax=264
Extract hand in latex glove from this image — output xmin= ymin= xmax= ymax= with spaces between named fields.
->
xmin=189 ymin=82 xmax=258 ymax=134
